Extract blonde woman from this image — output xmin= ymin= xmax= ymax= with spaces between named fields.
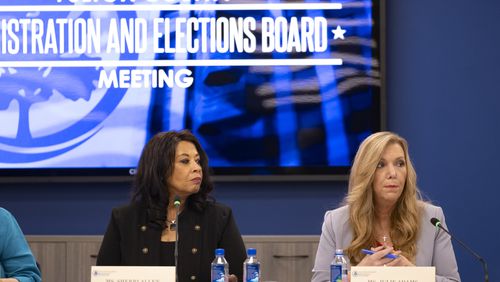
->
xmin=312 ymin=132 xmax=460 ymax=282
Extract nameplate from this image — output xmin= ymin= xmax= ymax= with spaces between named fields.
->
xmin=91 ymin=266 xmax=176 ymax=282
xmin=351 ymin=266 xmax=435 ymax=282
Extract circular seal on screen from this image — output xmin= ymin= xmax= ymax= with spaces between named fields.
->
xmin=0 ymin=6 xmax=139 ymax=164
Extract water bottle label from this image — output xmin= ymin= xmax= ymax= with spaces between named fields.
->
xmin=330 ymin=264 xmax=342 ymax=282
xmin=245 ymin=264 xmax=260 ymax=282
xmin=212 ymin=265 xmax=226 ymax=282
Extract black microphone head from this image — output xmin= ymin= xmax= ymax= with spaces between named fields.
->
xmin=173 ymin=195 xmax=181 ymax=207
xmin=430 ymin=217 xmax=441 ymax=227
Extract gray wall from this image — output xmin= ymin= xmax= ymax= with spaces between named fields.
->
xmin=1 ymin=0 xmax=499 ymax=281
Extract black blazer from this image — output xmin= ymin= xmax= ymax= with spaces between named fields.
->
xmin=96 ymin=201 xmax=247 ymax=282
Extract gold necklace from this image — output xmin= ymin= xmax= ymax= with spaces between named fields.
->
xmin=381 ymin=235 xmax=390 ymax=247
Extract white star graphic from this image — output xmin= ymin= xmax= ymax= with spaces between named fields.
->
xmin=332 ymin=25 xmax=346 ymax=40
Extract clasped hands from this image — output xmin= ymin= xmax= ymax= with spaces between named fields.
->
xmin=357 ymin=245 xmax=414 ymax=267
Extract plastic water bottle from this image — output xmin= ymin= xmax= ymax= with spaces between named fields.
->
xmin=211 ymin=248 xmax=229 ymax=282
xmin=243 ymin=248 xmax=260 ymax=282
xmin=330 ymin=249 xmax=348 ymax=282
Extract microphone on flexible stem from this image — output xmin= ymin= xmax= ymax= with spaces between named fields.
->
xmin=430 ymin=217 xmax=489 ymax=282
xmin=173 ymin=195 xmax=181 ymax=282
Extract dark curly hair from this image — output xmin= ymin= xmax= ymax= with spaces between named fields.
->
xmin=131 ymin=130 xmax=214 ymax=229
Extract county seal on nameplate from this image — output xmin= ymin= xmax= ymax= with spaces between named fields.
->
xmin=91 ymin=266 xmax=176 ymax=282
xmin=350 ymin=266 xmax=435 ymax=282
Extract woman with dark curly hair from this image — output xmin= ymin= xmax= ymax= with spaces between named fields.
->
xmin=97 ymin=130 xmax=246 ymax=282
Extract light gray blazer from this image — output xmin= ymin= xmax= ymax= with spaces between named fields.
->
xmin=311 ymin=202 xmax=460 ymax=282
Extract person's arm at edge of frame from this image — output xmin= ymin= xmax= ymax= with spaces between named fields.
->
xmin=0 ymin=208 xmax=41 ymax=282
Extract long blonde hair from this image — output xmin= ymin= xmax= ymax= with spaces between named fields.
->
xmin=345 ymin=132 xmax=422 ymax=265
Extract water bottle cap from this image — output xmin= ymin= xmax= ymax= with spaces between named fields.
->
xmin=335 ymin=249 xmax=344 ymax=255
xmin=215 ymin=248 xmax=225 ymax=256
xmin=247 ymin=248 xmax=257 ymax=256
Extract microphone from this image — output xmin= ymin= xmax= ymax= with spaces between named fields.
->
xmin=173 ymin=195 xmax=181 ymax=282
xmin=430 ymin=217 xmax=489 ymax=282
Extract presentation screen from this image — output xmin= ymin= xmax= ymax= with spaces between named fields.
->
xmin=0 ymin=0 xmax=383 ymax=178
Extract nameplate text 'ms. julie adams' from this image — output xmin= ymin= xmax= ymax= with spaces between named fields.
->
xmin=351 ymin=266 xmax=435 ymax=282
xmin=91 ymin=266 xmax=175 ymax=282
